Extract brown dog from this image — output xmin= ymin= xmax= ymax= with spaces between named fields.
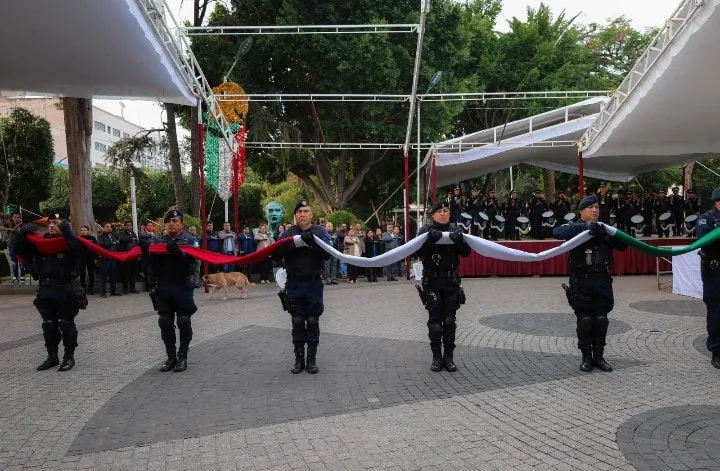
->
xmin=202 ymin=272 xmax=255 ymax=300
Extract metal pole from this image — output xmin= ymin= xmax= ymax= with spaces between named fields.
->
xmin=197 ymin=98 xmax=209 ymax=292
xmin=509 ymin=166 xmax=514 ymax=191
xmin=224 ymin=199 xmax=229 ymax=224
xmin=130 ymin=175 xmax=138 ymax=236
xmin=578 ymin=151 xmax=584 ymax=199
xmin=431 ymin=153 xmax=437 ymax=204
xmin=416 ymin=100 xmax=421 ymax=233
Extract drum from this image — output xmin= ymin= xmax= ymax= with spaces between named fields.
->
xmin=458 ymin=212 xmax=473 ymax=233
xmin=629 ymin=214 xmax=645 ymax=237
xmin=541 ymin=210 xmax=556 ymax=228
xmin=275 ymin=268 xmax=287 ymax=292
xmin=659 ymin=212 xmax=673 ymax=231
xmin=608 ymin=213 xmax=617 ymax=228
xmin=564 ymin=212 xmax=577 ymax=223
xmin=516 ymin=216 xmax=531 ymax=235
xmin=684 ymin=214 xmax=698 ymax=235
xmin=474 ymin=211 xmax=489 ymax=231
xmin=491 ymin=214 xmax=505 ymax=232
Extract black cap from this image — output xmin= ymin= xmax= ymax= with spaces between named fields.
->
xmin=47 ymin=212 xmax=66 ymax=221
xmin=430 ymin=200 xmax=450 ymax=214
xmin=454 ymin=187 xmax=461 ymax=191
xmin=578 ymin=194 xmax=598 ymax=210
xmin=672 ymin=186 xmax=680 ymax=191
xmin=712 ymin=187 xmax=720 ymax=201
xmin=293 ymin=199 xmax=311 ymax=214
xmin=687 ymin=189 xmax=696 ymax=194
xmin=656 ymin=189 xmax=664 ymax=192
xmin=163 ymin=210 xmax=183 ymax=222
xmin=598 ymin=182 xmax=606 ymax=187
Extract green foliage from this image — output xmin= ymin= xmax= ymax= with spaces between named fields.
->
xmin=41 ymin=166 xmax=71 ymax=215
xmin=91 ymin=169 xmax=126 ymax=224
xmin=327 ymin=210 xmax=361 ymax=229
xmin=260 ymin=178 xmax=324 ymax=224
xmin=0 ymin=107 xmax=54 ymax=214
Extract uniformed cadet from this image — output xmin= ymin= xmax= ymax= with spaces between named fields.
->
xmin=13 ymin=213 xmax=86 ymax=371
xmin=150 ymin=210 xmax=197 ymax=373
xmin=695 ymin=186 xmax=720 ymax=369
xmin=640 ymin=191 xmax=655 ymax=237
xmin=554 ymin=195 xmax=628 ymax=372
xmin=653 ymin=189 xmax=670 ymax=237
xmin=685 ymin=189 xmax=700 ymax=237
xmin=670 ymin=186 xmax=685 ymax=236
xmin=596 ymin=183 xmax=614 ymax=224
xmin=415 ymin=200 xmax=471 ymax=372
xmin=275 ymin=200 xmax=331 ymax=374
xmin=504 ymin=190 xmax=523 ymax=240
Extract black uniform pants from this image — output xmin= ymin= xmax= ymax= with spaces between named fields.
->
xmin=530 ymin=214 xmax=543 ymax=239
xmin=79 ymin=257 xmax=95 ymax=291
xmin=422 ymin=277 xmax=462 ymax=354
xmin=34 ymin=284 xmax=80 ymax=353
xmin=155 ymin=279 xmax=197 ymax=355
xmin=673 ymin=211 xmax=684 ymax=236
xmin=505 ymin=216 xmax=519 ymax=240
xmin=702 ymin=264 xmax=720 ymax=354
xmin=567 ymin=275 xmax=614 ymax=350
xmin=286 ymin=277 xmax=324 ymax=347
xmin=99 ymin=259 xmax=117 ymax=294
xmin=642 ymin=211 xmax=653 ymax=236
xmin=655 ymin=214 xmax=669 ymax=238
xmin=120 ymin=260 xmax=137 ymax=292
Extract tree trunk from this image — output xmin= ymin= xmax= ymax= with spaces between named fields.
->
xmin=542 ymin=168 xmax=556 ymax=204
xmin=683 ymin=162 xmax=694 ymax=195
xmin=63 ymin=98 xmax=95 ymax=232
xmin=164 ymin=103 xmax=186 ymax=212
xmin=189 ymin=106 xmax=201 ymax=216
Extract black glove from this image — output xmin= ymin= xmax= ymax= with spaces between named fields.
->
xmin=427 ymin=229 xmax=442 ymax=243
xmin=300 ymin=232 xmax=315 ymax=246
xmin=19 ymin=224 xmax=38 ymax=236
xmin=57 ymin=220 xmax=72 ymax=233
xmin=166 ymin=238 xmax=181 ymax=254
xmin=586 ymin=221 xmax=603 ymax=236
xmin=449 ymin=231 xmax=464 ymax=245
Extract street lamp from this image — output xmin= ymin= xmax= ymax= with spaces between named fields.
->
xmin=223 ymin=37 xmax=254 ymax=83
xmin=417 ymin=71 xmax=442 ymax=230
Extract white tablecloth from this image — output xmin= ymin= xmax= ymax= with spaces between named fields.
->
xmin=671 ymin=247 xmax=703 ymax=299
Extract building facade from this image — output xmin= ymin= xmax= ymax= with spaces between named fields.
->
xmin=0 ymin=97 xmax=166 ymax=170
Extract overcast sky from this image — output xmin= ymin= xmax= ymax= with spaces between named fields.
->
xmin=95 ymin=0 xmax=682 ymax=129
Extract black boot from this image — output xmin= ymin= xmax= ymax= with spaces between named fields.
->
xmin=36 ymin=351 xmax=60 ymax=371
xmin=591 ymin=347 xmax=613 ymax=372
xmin=443 ymin=353 xmax=457 ymax=372
xmin=430 ymin=351 xmax=443 ymax=372
xmin=160 ymin=351 xmax=177 ymax=372
xmin=174 ymin=351 xmax=187 ymax=372
xmin=580 ymin=348 xmax=593 ymax=372
xmin=306 ymin=345 xmax=319 ymax=374
xmin=58 ymin=348 xmax=75 ymax=371
xmin=290 ymin=345 xmax=305 ymax=374
xmin=711 ymin=352 xmax=720 ymax=369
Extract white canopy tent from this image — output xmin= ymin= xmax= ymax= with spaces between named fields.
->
xmin=580 ymin=0 xmax=720 ymax=172
xmin=0 ymin=0 xmax=195 ymax=105
xmin=428 ymin=97 xmax=637 ymax=186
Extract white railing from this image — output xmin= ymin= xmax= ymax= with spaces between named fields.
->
xmin=182 ymin=24 xmax=419 ymax=35
xmin=579 ymin=0 xmax=704 ymax=151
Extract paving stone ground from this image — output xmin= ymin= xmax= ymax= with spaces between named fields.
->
xmin=0 ymin=274 xmax=717 ymax=471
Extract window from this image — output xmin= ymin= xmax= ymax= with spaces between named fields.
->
xmin=94 ymin=121 xmax=106 ymax=132
xmin=107 ymin=127 xmax=112 ymax=134
xmin=94 ymin=142 xmax=107 ymax=152
xmin=123 ymin=132 xmax=129 ymax=138
xmin=113 ymin=128 xmax=121 ymax=137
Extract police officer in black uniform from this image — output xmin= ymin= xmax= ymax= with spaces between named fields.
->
xmin=640 ymin=191 xmax=655 ymax=237
xmin=653 ymin=189 xmax=670 ymax=237
xmin=504 ymin=190 xmax=523 ymax=240
xmin=551 ymin=193 xmax=571 ymax=222
xmin=150 ymin=210 xmax=197 ymax=373
xmin=554 ymin=195 xmax=627 ymax=372
xmin=13 ymin=213 xmax=86 ymax=371
xmin=483 ymin=189 xmax=499 ymax=240
xmin=275 ymin=200 xmax=331 ymax=374
xmin=528 ymin=190 xmax=548 ymax=239
xmin=684 ymin=189 xmax=700 ymax=237
xmin=695 ymin=186 xmax=720 ymax=369
xmin=670 ymin=186 xmax=685 ymax=236
xmin=596 ymin=183 xmax=614 ymax=224
xmin=415 ymin=200 xmax=471 ymax=372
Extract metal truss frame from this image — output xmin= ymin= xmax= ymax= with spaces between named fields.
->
xmin=181 ymin=24 xmax=419 ymax=36
xmin=579 ymin=0 xmax=704 ymax=151
xmin=242 ymin=141 xmax=578 ymax=151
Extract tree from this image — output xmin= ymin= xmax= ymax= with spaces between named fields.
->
xmin=164 ymin=103 xmax=187 ymax=213
xmin=63 ymin=98 xmax=95 ymax=231
xmin=0 ymin=107 xmax=54 ymax=218
xmin=191 ymin=0 xmax=475 ymax=212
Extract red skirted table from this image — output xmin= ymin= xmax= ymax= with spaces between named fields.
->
xmin=459 ymin=238 xmax=694 ymax=277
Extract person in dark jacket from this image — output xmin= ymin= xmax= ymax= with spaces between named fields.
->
xmin=503 ymin=191 xmax=523 ymax=240
xmin=204 ymin=221 xmax=221 ymax=274
xmin=150 ymin=210 xmax=197 ymax=373
xmin=596 ymin=183 xmax=614 ymax=224
xmin=364 ymin=229 xmax=381 ymax=282
xmin=97 ymin=222 xmax=119 ymax=297
xmin=13 ymin=213 xmax=86 ymax=371
xmin=669 ymin=186 xmax=685 ymax=236
xmin=695 ymin=186 xmax=720 ymax=369
xmin=118 ymin=221 xmax=139 ymax=294
xmin=653 ymin=189 xmax=670 ymax=238
xmin=139 ymin=222 xmax=157 ymax=291
xmin=554 ymin=195 xmax=628 ymax=373
xmin=78 ymin=225 xmax=97 ymax=294
xmin=415 ymin=200 xmax=471 ymax=372
xmin=274 ymin=200 xmax=331 ymax=374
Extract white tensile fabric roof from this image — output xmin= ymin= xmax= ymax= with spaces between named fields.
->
xmin=581 ymin=0 xmax=720 ymax=171
xmin=431 ymin=97 xmax=635 ymax=186
xmin=0 ymin=0 xmax=195 ymax=105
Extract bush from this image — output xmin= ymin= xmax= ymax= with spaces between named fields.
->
xmin=327 ymin=210 xmax=361 ymax=228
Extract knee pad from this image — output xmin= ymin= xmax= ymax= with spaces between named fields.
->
xmin=428 ymin=322 xmax=442 ymax=338
xmin=442 ymin=315 xmax=456 ymax=330
xmin=291 ymin=315 xmax=305 ymax=329
xmin=577 ymin=315 xmax=593 ymax=328
xmin=306 ymin=316 xmax=319 ymax=331
xmin=157 ymin=314 xmax=174 ymax=330
xmin=176 ymin=315 xmax=192 ymax=330
xmin=595 ymin=315 xmax=609 ymax=327
xmin=57 ymin=318 xmax=75 ymax=331
xmin=41 ymin=319 xmax=58 ymax=331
